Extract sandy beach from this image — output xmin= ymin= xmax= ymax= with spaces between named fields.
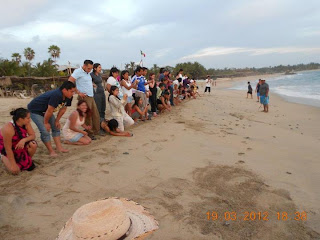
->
xmin=0 ymin=76 xmax=320 ymax=240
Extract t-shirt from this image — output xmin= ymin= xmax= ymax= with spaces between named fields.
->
xmin=71 ymin=68 xmax=94 ymax=97
xmin=205 ymin=78 xmax=212 ymax=87
xmin=156 ymin=87 xmax=163 ymax=100
xmin=132 ymin=75 xmax=145 ymax=93
xmin=159 ymin=73 xmax=165 ymax=82
xmin=107 ymin=76 xmax=123 ymax=98
xmin=248 ymin=84 xmax=252 ymax=92
xmin=173 ymin=79 xmax=179 ymax=86
xmin=259 ymin=83 xmax=269 ymax=96
xmin=27 ymin=89 xmax=73 ymax=115
xmin=90 ymin=72 xmax=104 ymax=94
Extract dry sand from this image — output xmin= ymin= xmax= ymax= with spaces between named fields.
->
xmin=0 ymin=76 xmax=320 ymax=240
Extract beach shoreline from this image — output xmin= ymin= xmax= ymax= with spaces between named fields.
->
xmin=0 ymin=76 xmax=320 ymax=239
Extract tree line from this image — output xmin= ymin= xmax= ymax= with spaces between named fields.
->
xmin=1 ymin=46 xmax=320 ymax=78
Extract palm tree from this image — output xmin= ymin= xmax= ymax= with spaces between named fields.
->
xmin=24 ymin=47 xmax=35 ymax=63
xmin=48 ymin=45 xmax=61 ymax=63
xmin=11 ymin=53 xmax=22 ymax=63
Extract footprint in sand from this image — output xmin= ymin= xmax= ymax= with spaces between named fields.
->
xmin=247 ymin=148 xmax=252 ymax=151
xmin=237 ymin=160 xmax=245 ymax=164
xmin=238 ymin=152 xmax=245 ymax=156
xmin=241 ymin=141 xmax=247 ymax=144
xmin=154 ymin=146 xmax=163 ymax=152
xmin=244 ymin=137 xmax=250 ymax=140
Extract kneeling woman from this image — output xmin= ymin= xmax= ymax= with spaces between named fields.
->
xmin=101 ymin=119 xmax=133 ymax=137
xmin=108 ymin=86 xmax=134 ymax=131
xmin=63 ymin=100 xmax=92 ymax=145
xmin=0 ymin=108 xmax=37 ymax=175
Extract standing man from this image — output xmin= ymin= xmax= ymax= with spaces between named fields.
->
xmin=255 ymin=79 xmax=261 ymax=102
xmin=259 ymin=79 xmax=269 ymax=113
xmin=69 ymin=60 xmax=100 ymax=139
xmin=27 ymin=81 xmax=75 ymax=157
xmin=204 ymin=75 xmax=212 ymax=94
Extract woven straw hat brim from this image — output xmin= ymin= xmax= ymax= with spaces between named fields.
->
xmin=56 ymin=198 xmax=159 ymax=240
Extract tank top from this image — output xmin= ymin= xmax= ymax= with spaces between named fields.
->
xmin=121 ymin=79 xmax=132 ymax=97
xmin=62 ymin=112 xmax=85 ymax=140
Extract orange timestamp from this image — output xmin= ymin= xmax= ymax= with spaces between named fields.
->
xmin=206 ymin=211 xmax=307 ymax=221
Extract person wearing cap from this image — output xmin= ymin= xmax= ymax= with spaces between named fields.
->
xmin=259 ymin=79 xmax=269 ymax=112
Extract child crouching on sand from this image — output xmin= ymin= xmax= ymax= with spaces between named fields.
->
xmin=157 ymin=89 xmax=171 ymax=113
xmin=131 ymin=96 xmax=149 ymax=121
xmin=108 ymin=86 xmax=134 ymax=131
xmin=63 ymin=100 xmax=92 ymax=145
xmin=100 ymin=119 xmax=132 ymax=137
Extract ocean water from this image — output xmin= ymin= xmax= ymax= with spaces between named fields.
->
xmin=230 ymin=70 xmax=320 ymax=108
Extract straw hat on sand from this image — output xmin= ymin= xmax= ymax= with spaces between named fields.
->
xmin=56 ymin=197 xmax=159 ymax=240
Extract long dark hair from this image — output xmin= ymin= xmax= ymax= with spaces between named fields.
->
xmin=121 ymin=70 xmax=129 ymax=80
xmin=10 ymin=108 xmax=29 ymax=122
xmin=93 ymin=63 xmax=101 ymax=73
xmin=132 ymin=96 xmax=141 ymax=108
xmin=108 ymin=86 xmax=120 ymax=102
xmin=109 ymin=67 xmax=119 ymax=77
xmin=10 ymin=108 xmax=29 ymax=139
xmin=77 ymin=100 xmax=91 ymax=117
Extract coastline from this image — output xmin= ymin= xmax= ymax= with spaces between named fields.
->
xmin=0 ymin=79 xmax=320 ymax=239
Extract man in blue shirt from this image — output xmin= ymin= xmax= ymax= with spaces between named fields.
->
xmin=132 ymin=66 xmax=148 ymax=108
xmin=69 ymin=60 xmax=100 ymax=139
xmin=28 ymin=81 xmax=75 ymax=157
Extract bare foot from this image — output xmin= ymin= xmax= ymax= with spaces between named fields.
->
xmin=57 ymin=148 xmax=69 ymax=153
xmin=49 ymin=151 xmax=58 ymax=157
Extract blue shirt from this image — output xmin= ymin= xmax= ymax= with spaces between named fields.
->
xmin=131 ymin=75 xmax=145 ymax=93
xmin=72 ymin=68 xmax=94 ymax=97
xmin=27 ymin=89 xmax=73 ymax=115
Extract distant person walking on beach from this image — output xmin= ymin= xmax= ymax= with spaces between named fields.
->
xmin=247 ymin=82 xmax=253 ymax=99
xmin=255 ymin=79 xmax=261 ymax=102
xmin=27 ymin=81 xmax=75 ymax=157
xmin=69 ymin=60 xmax=100 ymax=139
xmin=259 ymin=79 xmax=269 ymax=113
xmin=204 ymin=75 xmax=212 ymax=94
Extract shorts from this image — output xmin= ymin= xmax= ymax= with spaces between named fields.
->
xmin=260 ymin=95 xmax=269 ymax=105
xmin=247 ymin=91 xmax=252 ymax=94
xmin=257 ymin=92 xmax=260 ymax=97
xmin=204 ymin=87 xmax=211 ymax=92
xmin=68 ymin=133 xmax=84 ymax=143
xmin=127 ymin=96 xmax=133 ymax=103
xmin=157 ymin=99 xmax=162 ymax=105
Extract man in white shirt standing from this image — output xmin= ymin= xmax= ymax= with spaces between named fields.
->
xmin=68 ymin=60 xmax=100 ymax=139
xmin=204 ymin=75 xmax=213 ymax=94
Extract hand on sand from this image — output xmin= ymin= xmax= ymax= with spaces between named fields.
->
xmin=2 ymin=156 xmax=20 ymax=175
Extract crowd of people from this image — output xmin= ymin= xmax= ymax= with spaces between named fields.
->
xmin=0 ymin=60 xmax=214 ymax=175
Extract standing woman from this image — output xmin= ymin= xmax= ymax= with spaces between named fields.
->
xmin=148 ymin=73 xmax=158 ymax=117
xmin=0 ymin=108 xmax=37 ymax=175
xmin=90 ymin=63 xmax=106 ymax=121
xmin=120 ymin=70 xmax=138 ymax=116
xmin=108 ymin=86 xmax=134 ymax=131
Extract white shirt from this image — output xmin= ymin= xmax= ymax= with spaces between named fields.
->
xmin=121 ymin=79 xmax=132 ymax=97
xmin=205 ymin=78 xmax=212 ymax=87
xmin=107 ymin=76 xmax=123 ymax=98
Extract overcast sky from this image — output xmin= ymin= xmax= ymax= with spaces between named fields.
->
xmin=1 ymin=0 xmax=320 ymax=69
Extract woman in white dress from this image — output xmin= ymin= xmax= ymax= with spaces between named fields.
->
xmin=63 ymin=100 xmax=92 ymax=145
xmin=108 ymin=86 xmax=134 ymax=131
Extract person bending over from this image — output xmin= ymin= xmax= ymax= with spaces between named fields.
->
xmin=100 ymin=119 xmax=132 ymax=137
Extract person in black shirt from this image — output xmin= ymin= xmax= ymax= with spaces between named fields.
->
xmin=247 ymin=82 xmax=253 ymax=99
xmin=27 ymin=81 xmax=75 ymax=157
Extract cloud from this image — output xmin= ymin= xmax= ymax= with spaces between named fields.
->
xmin=0 ymin=0 xmax=49 ymax=28
xmin=180 ymin=46 xmax=320 ymax=60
